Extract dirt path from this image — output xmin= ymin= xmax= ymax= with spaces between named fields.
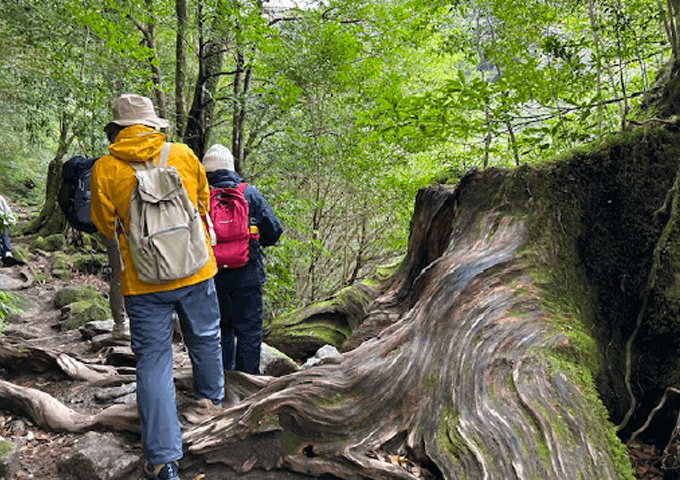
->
xmin=0 ymin=255 xmax=140 ymax=480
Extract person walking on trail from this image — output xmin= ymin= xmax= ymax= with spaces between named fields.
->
xmin=202 ymin=144 xmax=283 ymax=375
xmin=58 ymin=155 xmax=130 ymax=339
xmin=90 ymin=93 xmax=224 ymax=480
xmin=0 ymin=195 xmax=23 ymax=267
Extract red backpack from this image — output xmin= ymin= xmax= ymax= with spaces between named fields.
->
xmin=209 ymin=183 xmax=255 ymax=268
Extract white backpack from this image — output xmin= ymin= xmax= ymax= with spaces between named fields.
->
xmin=118 ymin=143 xmax=209 ymax=283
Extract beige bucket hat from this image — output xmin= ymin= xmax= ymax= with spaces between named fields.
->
xmin=105 ymin=93 xmax=169 ymax=130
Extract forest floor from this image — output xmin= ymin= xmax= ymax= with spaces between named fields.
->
xmin=0 ymin=206 xmax=673 ymax=480
xmin=0 ymin=248 xmax=146 ymax=480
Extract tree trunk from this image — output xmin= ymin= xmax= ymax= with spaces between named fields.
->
xmin=175 ymin=0 xmax=188 ymax=140
xmin=184 ymin=1 xmax=224 ymax=158
xmin=644 ymin=1 xmax=680 ymax=116
xmin=180 ymin=127 xmax=680 ymax=479
xmin=231 ymin=48 xmax=251 ymax=174
xmin=184 ymin=181 xmax=630 ymax=478
xmin=22 ymin=117 xmax=71 ymax=238
xmin=129 ymin=1 xmax=167 ymax=128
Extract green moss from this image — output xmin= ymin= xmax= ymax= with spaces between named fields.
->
xmin=436 ymin=403 xmax=466 ymax=464
xmin=52 ymin=268 xmax=72 ymax=280
xmin=250 ymin=408 xmax=264 ymax=430
xmin=268 ymin=283 xmax=375 ymax=354
xmin=62 ymin=298 xmax=109 ymax=330
xmin=11 ymin=245 xmax=29 ymax=264
xmin=372 ymin=256 xmax=404 ymax=282
xmin=546 ymin=354 xmax=634 ymax=479
xmin=32 ymin=233 xmax=66 ymax=252
xmin=518 ymin=405 xmax=551 ymax=469
xmin=71 ymin=252 xmax=107 ymax=274
xmin=467 ymin=431 xmax=495 ymax=475
xmin=54 ymin=285 xmax=101 ymax=309
xmin=259 ymin=413 xmax=280 ymax=432
xmin=281 ymin=431 xmax=303 ymax=456
xmin=423 ymin=372 xmax=437 ymax=392
xmin=0 ymin=440 xmax=13 ymax=458
xmin=312 ymin=392 xmax=348 ymax=408
xmin=51 ymin=252 xmax=69 ymax=270
xmin=287 ymin=323 xmax=352 ymax=345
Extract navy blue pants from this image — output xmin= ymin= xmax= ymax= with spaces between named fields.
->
xmin=125 ymin=279 xmax=224 ymax=465
xmin=213 ymin=277 xmax=263 ymax=375
xmin=0 ymin=223 xmax=11 ymax=257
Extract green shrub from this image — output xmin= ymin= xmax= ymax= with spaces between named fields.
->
xmin=0 ymin=291 xmax=30 ymax=335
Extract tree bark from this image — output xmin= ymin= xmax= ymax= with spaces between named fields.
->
xmin=185 ymin=0 xmax=224 ymax=158
xmin=175 ymin=0 xmax=188 ymax=140
xmin=21 ymin=116 xmax=71 ymax=238
xmin=232 ymin=48 xmax=251 ymax=174
xmin=182 ymin=162 xmax=641 ymax=479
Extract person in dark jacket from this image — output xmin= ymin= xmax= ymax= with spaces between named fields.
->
xmin=202 ymin=144 xmax=283 ymax=375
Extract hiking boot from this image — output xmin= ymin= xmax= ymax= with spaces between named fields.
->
xmin=144 ymin=461 xmax=181 ymax=480
xmin=2 ymin=254 xmax=24 ymax=267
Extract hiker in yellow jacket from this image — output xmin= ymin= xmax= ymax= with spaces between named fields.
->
xmin=90 ymin=93 xmax=223 ymax=480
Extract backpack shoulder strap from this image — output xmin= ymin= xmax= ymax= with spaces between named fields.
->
xmin=157 ymin=143 xmax=171 ymax=168
xmin=237 ymin=182 xmax=247 ymax=194
xmin=129 ymin=143 xmax=171 ymax=171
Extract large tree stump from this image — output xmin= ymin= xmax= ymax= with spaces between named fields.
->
xmin=182 ymin=155 xmax=651 ymax=479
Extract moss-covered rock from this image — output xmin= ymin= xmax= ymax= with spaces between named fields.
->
xmin=260 ymin=342 xmax=300 ymax=376
xmin=54 ymin=285 xmax=102 ymax=309
xmin=50 ymin=252 xmax=73 ymax=280
xmin=51 ymin=252 xmax=70 ymax=270
xmin=267 ymin=283 xmax=376 ymax=361
xmin=71 ymin=252 xmax=107 ymax=274
xmin=51 ymin=268 xmax=72 ymax=280
xmin=62 ymin=298 xmax=109 ymax=331
xmin=32 ymin=234 xmax=66 ymax=252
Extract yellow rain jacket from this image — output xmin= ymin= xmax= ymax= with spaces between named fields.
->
xmin=90 ymin=125 xmax=217 ymax=295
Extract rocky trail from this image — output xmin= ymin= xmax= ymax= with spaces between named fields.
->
xmin=0 ymin=255 xmax=143 ymax=480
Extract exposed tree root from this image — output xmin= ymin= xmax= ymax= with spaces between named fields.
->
xmin=0 ymin=379 xmax=140 ymax=433
xmin=0 ymin=165 xmax=653 ymax=479
xmin=617 ymin=161 xmax=680 ymax=433
xmin=628 ymin=387 xmax=680 ymax=444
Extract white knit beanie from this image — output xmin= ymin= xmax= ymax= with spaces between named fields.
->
xmin=202 ymin=144 xmax=235 ymax=172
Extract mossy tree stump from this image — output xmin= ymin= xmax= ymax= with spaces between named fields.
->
xmin=22 ymin=158 xmax=68 ymax=238
xmin=182 ymin=127 xmax=680 ymax=479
